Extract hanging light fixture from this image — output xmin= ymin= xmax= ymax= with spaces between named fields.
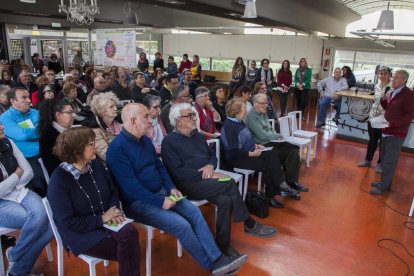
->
xmin=377 ymin=2 xmax=394 ymax=30
xmin=59 ymin=0 xmax=100 ymax=25
xmin=123 ymin=1 xmax=139 ymax=25
xmin=243 ymin=0 xmax=257 ymax=18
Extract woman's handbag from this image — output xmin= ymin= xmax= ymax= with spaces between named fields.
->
xmin=245 ymin=192 xmax=269 ymax=219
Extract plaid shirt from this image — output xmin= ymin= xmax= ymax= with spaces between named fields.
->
xmin=317 ymin=76 xmax=348 ymax=98
xmin=60 ymin=161 xmax=93 ymax=180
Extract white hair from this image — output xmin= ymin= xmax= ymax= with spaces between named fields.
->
xmin=63 ymin=73 xmax=73 ymax=82
xmin=169 ymin=102 xmax=192 ymax=127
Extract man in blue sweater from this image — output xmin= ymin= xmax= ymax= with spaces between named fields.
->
xmin=0 ymin=87 xmax=46 ymax=196
xmin=106 ymin=103 xmax=247 ymax=275
xmin=161 ymin=103 xmax=277 ymax=258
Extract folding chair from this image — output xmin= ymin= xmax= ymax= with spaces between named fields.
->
xmin=288 ymin=111 xmax=318 ymax=158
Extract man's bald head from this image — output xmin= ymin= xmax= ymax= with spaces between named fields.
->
xmin=94 ymin=76 xmax=107 ymax=91
xmin=122 ymin=103 xmax=150 ymax=138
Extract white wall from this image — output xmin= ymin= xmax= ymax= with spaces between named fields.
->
xmin=163 ymin=34 xmax=324 ymax=71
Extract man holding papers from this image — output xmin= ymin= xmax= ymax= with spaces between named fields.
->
xmin=370 ymin=70 xmax=414 ymax=195
xmin=0 ymin=87 xmax=46 ymax=196
xmin=162 ymin=102 xmax=276 ymax=259
xmin=245 ymin=93 xmax=309 ymax=194
xmin=107 ymin=103 xmax=248 ymax=275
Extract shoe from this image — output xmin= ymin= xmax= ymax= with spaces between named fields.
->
xmin=211 ymin=254 xmax=248 ymax=276
xmin=1 ymin=236 xmax=16 ymax=247
xmin=358 ymin=160 xmax=371 ymax=167
xmin=269 ymin=198 xmax=284 ymax=208
xmin=375 ymin=164 xmax=382 ymax=173
xmin=289 ymin=194 xmax=301 ymax=200
xmin=244 ymin=222 xmax=277 ymax=238
xmin=332 ymin=118 xmax=339 ymax=125
xmin=5 ymin=246 xmax=14 ymax=275
xmin=315 ymin=122 xmax=325 ymax=128
xmin=288 ymin=181 xmax=309 ymax=192
xmin=280 ymin=186 xmax=300 ymax=198
xmin=370 ymin=185 xmax=390 ymax=195
xmin=218 ymin=244 xmax=240 ymax=258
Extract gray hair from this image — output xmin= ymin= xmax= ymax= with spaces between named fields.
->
xmin=143 ymin=94 xmax=161 ymax=109
xmin=169 ymin=102 xmax=192 ymax=127
xmin=252 ymin=93 xmax=266 ymax=103
xmin=394 ymin=69 xmax=409 ymax=82
xmin=0 ymin=85 xmax=10 ymax=95
xmin=195 ymin=86 xmax=209 ymax=98
xmin=90 ymin=92 xmax=119 ymax=117
xmin=171 ymin=84 xmax=188 ymax=100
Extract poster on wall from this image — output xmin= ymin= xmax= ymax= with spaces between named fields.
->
xmin=96 ymin=29 xmax=136 ymax=68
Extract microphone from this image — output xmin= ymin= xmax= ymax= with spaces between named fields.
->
xmin=385 ymin=86 xmax=391 ymax=94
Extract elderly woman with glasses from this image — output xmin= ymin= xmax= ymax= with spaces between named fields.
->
xmin=39 ymin=99 xmax=76 ymax=175
xmin=143 ymin=94 xmax=166 ymax=154
xmin=48 ymin=127 xmax=140 ymax=276
xmin=194 ymin=86 xmax=221 ymax=139
xmin=220 ymin=98 xmax=298 ymax=208
xmin=83 ymin=92 xmax=122 ymax=162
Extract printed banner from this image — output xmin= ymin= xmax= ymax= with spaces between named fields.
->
xmin=96 ymin=30 xmax=136 ymax=68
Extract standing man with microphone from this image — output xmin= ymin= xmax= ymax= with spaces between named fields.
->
xmin=370 ymin=69 xmax=414 ymax=195
xmin=358 ymin=66 xmax=392 ymax=173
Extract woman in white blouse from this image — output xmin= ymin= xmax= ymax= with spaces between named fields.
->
xmin=0 ymin=123 xmax=53 ymax=275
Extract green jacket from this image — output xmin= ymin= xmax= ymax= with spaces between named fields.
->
xmin=294 ymin=67 xmax=312 ymax=89
xmin=244 ymin=109 xmax=281 ymax=145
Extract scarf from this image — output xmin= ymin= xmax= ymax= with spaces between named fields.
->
xmin=261 ymin=68 xmax=271 ymax=82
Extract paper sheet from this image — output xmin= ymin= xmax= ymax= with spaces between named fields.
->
xmin=103 ymin=218 xmax=134 ymax=232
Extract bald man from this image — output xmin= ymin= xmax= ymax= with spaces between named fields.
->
xmin=86 ymin=76 xmax=109 ymax=105
xmin=106 ymin=103 xmax=247 ymax=275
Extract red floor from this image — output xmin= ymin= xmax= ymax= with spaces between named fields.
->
xmin=4 ymin=100 xmax=414 ymax=275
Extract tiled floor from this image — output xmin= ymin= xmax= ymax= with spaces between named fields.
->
xmin=3 ymin=99 xmax=414 ymax=275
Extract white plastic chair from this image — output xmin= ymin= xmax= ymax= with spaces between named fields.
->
xmin=42 ymin=198 xmax=109 ymax=276
xmin=0 ymin=227 xmax=53 ymax=276
xmin=288 ymin=111 xmax=318 ymax=158
xmin=38 ymin=158 xmax=50 ymax=184
xmin=409 ymin=197 xmax=414 ymax=217
xmin=278 ymin=116 xmax=312 ymax=167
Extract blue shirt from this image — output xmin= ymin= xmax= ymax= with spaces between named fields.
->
xmin=0 ymin=107 xmax=39 ymax=157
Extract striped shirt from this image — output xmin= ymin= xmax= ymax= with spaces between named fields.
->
xmin=317 ymin=76 xmax=348 ymax=99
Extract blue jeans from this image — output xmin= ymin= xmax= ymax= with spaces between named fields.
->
xmin=126 ymin=188 xmax=221 ymax=271
xmin=0 ymin=190 xmax=53 ymax=275
xmin=317 ymin=96 xmax=341 ymax=123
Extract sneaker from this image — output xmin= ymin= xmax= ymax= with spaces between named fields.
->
xmin=210 ymin=254 xmax=248 ymax=276
xmin=244 ymin=222 xmax=277 ymax=238
xmin=375 ymin=164 xmax=382 ymax=173
xmin=288 ymin=181 xmax=309 ymax=192
xmin=217 ymin=243 xmax=240 ymax=258
xmin=357 ymin=160 xmax=371 ymax=167
xmin=5 ymin=246 xmax=15 ymax=275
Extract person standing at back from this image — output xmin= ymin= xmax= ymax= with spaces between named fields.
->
xmin=294 ymin=58 xmax=312 ymax=120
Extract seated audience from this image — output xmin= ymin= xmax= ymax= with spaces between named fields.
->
xmin=257 ymin=59 xmax=274 ymax=99
xmin=245 ymin=93 xmax=308 ymax=194
xmin=86 ymin=76 xmax=109 ymax=106
xmin=150 ymin=68 xmax=164 ymax=90
xmin=39 ymin=99 xmax=76 ymax=175
xmin=84 ymin=68 xmax=97 ymax=91
xmin=276 ymin=60 xmax=292 ymax=117
xmin=0 ymin=123 xmax=53 ymax=276
xmin=0 ymin=85 xmax=11 ymax=115
xmin=316 ymin=67 xmax=348 ymax=128
xmin=166 ymin=56 xmax=178 ymax=75
xmin=112 ymin=68 xmax=131 ymax=100
xmin=239 ymin=85 xmax=253 ymax=113
xmin=181 ymin=69 xmax=197 ymax=99
xmin=190 ymin=55 xmax=202 ymax=85
xmin=342 ymin=66 xmax=356 ymax=88
xmin=244 ymin=60 xmax=258 ymax=88
xmin=159 ymin=74 xmax=179 ymax=108
xmin=137 ymin=52 xmax=150 ymax=79
xmin=162 ymin=103 xmax=277 ymax=256
xmin=15 ymin=70 xmax=38 ymax=96
xmin=194 ymin=86 xmax=221 ymax=139
xmin=0 ymin=87 xmax=46 ymax=196
xmin=62 ymin=82 xmax=85 ymax=122
xmin=210 ymin=86 xmax=227 ymax=131
xmin=44 ymin=70 xmax=62 ymax=96
xmin=131 ymin=72 xmax=158 ymax=103
xmin=107 ymin=103 xmax=247 ymax=275
xmin=220 ymin=98 xmax=299 ymax=208
xmin=0 ymin=69 xmax=15 ymax=88
xmin=253 ymin=81 xmax=277 ymax=121
xmin=178 ymin=53 xmax=192 ymax=74
xmin=33 ymin=84 xmax=55 ymax=109
xmin=48 ymin=53 xmax=61 ymax=74
xmin=48 ymin=127 xmax=140 ymax=276
xmin=229 ymin=57 xmax=246 ymax=98
xmin=153 ymin=52 xmax=165 ymax=72
xmin=87 ymin=92 xmax=122 ymax=162
xmin=161 ymin=84 xmax=192 ymax=133
xmin=143 ymin=95 xmax=166 ymax=154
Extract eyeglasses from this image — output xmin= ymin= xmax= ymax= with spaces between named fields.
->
xmin=180 ymin=112 xmax=197 ymax=120
xmin=60 ymin=110 xmax=75 ymax=114
xmin=256 ymin=101 xmax=268 ymax=105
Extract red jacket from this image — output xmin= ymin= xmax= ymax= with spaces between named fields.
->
xmin=380 ymin=86 xmax=414 ymax=137
xmin=178 ymin=60 xmax=192 ymax=74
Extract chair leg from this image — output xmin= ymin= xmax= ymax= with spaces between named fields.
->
xmin=146 ymin=228 xmax=153 ymax=276
xmin=0 ymin=240 xmax=5 ymax=276
xmin=103 ymin=260 xmax=109 ymax=267
xmin=243 ymin=174 xmax=249 ymax=201
xmin=46 ymin=243 xmax=54 ymax=262
xmin=306 ymin=144 xmax=310 ymax=167
xmin=409 ymin=197 xmax=414 ymax=217
xmin=313 ymin=136 xmax=318 ymax=158
xmin=88 ymin=263 xmax=97 ymax=276
xmin=57 ymin=245 xmax=64 ymax=276
xmin=257 ymin=172 xmax=262 ymax=193
xmin=177 ymin=240 xmax=182 ymax=257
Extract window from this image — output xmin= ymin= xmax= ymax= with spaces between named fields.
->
xmin=136 ymin=40 xmax=158 ymax=64
xmin=199 ymin=57 xmax=210 ymax=71
xmin=10 ymin=39 xmax=23 ymax=60
xmin=212 ymin=58 xmax=234 ymax=72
